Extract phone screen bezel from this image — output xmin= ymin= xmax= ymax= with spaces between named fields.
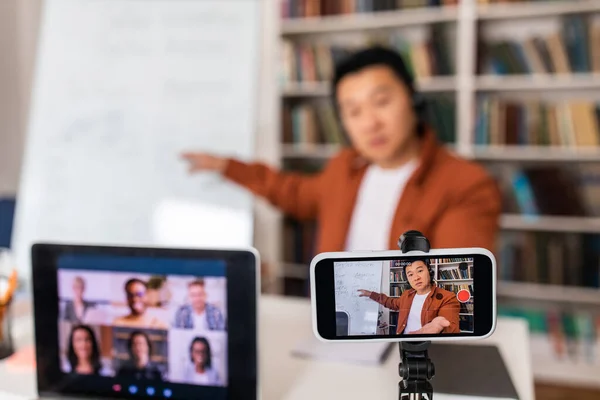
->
xmin=313 ymin=252 xmax=494 ymax=341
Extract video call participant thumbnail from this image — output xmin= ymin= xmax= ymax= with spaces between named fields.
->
xmin=113 ymin=278 xmax=168 ymax=329
xmin=64 ymin=324 xmax=109 ymax=375
xmin=182 ymin=336 xmax=223 ymax=386
xmin=358 ymin=259 xmax=460 ymax=334
xmin=173 ymin=279 xmax=226 ymax=330
xmin=116 ymin=330 xmax=165 ymax=381
xmin=61 ymin=276 xmax=96 ymax=324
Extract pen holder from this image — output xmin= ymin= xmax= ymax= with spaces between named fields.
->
xmin=0 ymin=275 xmax=15 ymax=360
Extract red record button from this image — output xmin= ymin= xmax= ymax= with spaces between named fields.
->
xmin=457 ymin=289 xmax=471 ymax=303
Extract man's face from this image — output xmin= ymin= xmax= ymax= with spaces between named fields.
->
xmin=189 ymin=284 xmax=207 ymax=311
xmin=126 ymin=281 xmax=147 ymax=315
xmin=336 ymin=65 xmax=418 ymax=166
xmin=405 ymin=261 xmax=430 ymax=292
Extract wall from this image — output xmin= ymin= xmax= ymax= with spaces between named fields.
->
xmin=0 ymin=0 xmax=24 ymax=197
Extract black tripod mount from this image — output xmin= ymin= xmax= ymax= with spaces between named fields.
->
xmin=397 ymin=230 xmax=434 ymax=400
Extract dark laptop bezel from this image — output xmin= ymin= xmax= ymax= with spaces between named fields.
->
xmin=31 ymin=243 xmax=258 ymax=400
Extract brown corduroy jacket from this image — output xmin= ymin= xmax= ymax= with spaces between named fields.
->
xmin=223 ymin=128 xmax=502 ymax=253
xmin=369 ymin=285 xmax=461 ymax=334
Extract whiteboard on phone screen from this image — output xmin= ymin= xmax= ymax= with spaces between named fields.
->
xmin=11 ymin=0 xmax=261 ymax=279
xmin=333 ymin=261 xmax=383 ymax=335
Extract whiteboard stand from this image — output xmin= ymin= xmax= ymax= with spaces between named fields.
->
xmin=396 ymin=230 xmax=434 ymax=400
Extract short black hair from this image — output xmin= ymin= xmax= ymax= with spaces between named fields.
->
xmin=124 ymin=278 xmax=147 ymax=293
xmin=190 ymin=336 xmax=212 ymax=368
xmin=332 ymin=46 xmax=426 ymax=138
xmin=403 ymin=258 xmax=434 ymax=285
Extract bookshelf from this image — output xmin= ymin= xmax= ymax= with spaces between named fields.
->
xmin=266 ymin=0 xmax=600 ymax=387
xmin=280 ymin=4 xmax=459 ymax=35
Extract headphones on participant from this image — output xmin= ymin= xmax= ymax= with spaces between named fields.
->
xmin=412 ymin=92 xmax=429 ymax=138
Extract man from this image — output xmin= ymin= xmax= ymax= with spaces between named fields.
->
xmin=358 ymin=259 xmax=460 ymax=334
xmin=173 ymin=279 xmax=226 ymax=330
xmin=181 ymin=46 xmax=502 ymax=253
xmin=113 ymin=278 xmax=168 ymax=329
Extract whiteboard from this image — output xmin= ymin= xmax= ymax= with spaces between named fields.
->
xmin=11 ymin=0 xmax=261 ymax=280
xmin=333 ymin=261 xmax=383 ymax=335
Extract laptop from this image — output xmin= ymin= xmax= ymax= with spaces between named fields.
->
xmin=30 ymin=243 xmax=259 ymax=400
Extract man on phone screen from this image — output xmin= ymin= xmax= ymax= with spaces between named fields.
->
xmin=358 ymin=259 xmax=460 ymax=334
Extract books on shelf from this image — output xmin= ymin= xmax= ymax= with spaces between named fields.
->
xmin=280 ymin=0 xmax=457 ymax=19
xmin=479 ymin=14 xmax=600 ymax=75
xmin=474 ymin=97 xmax=600 ymax=147
xmin=434 ymin=257 xmax=473 ymax=263
xmin=389 ymin=270 xmax=407 ymax=281
xmin=282 ymin=102 xmax=347 ymax=146
xmin=390 ymin=284 xmax=410 ymax=296
xmin=495 ymin=165 xmax=600 ymax=217
xmin=498 ymin=231 xmax=600 ymax=288
xmin=280 ymin=41 xmax=354 ymax=84
xmin=498 ymin=304 xmax=600 ymax=365
xmin=437 ymin=266 xmax=472 ymax=280
xmin=437 ymin=282 xmax=474 ymax=297
xmin=424 ymin=96 xmax=456 ymax=145
xmin=280 ymin=25 xmax=455 ymax=86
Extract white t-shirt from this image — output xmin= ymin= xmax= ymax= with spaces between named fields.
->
xmin=404 ymin=291 xmax=430 ymax=333
xmin=193 ymin=311 xmax=208 ymax=331
xmin=344 ymin=160 xmax=419 ymax=251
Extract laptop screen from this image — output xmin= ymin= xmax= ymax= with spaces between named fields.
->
xmin=32 ymin=245 xmax=257 ymax=400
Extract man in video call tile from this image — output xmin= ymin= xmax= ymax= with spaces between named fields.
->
xmin=173 ymin=279 xmax=225 ymax=330
xmin=113 ymin=278 xmax=168 ymax=329
xmin=358 ymin=259 xmax=460 ymax=334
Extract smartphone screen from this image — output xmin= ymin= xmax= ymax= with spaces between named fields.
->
xmin=311 ymin=251 xmax=495 ymax=341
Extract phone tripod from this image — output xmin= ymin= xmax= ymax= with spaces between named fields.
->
xmin=397 ymin=230 xmax=435 ymax=400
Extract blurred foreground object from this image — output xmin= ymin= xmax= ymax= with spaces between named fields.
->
xmin=0 ymin=249 xmax=18 ymax=359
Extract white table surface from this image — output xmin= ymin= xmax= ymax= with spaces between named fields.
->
xmin=0 ymin=294 xmax=535 ymax=400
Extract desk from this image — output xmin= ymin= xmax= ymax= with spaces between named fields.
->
xmin=0 ymin=295 xmax=534 ymax=400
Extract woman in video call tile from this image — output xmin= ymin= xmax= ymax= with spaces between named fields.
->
xmin=173 ymin=279 xmax=225 ymax=330
xmin=358 ymin=259 xmax=460 ymax=334
xmin=62 ymin=276 xmax=95 ymax=324
xmin=64 ymin=325 xmax=107 ymax=375
xmin=116 ymin=331 xmax=164 ymax=380
xmin=183 ymin=337 xmax=222 ymax=386
xmin=113 ymin=278 xmax=168 ymax=329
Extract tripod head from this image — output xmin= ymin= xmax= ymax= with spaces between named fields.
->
xmin=397 ymin=230 xmax=431 ymax=253
xmin=397 ymin=230 xmax=434 ymax=400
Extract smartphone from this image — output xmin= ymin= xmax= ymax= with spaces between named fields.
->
xmin=310 ymin=247 xmax=496 ymax=342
